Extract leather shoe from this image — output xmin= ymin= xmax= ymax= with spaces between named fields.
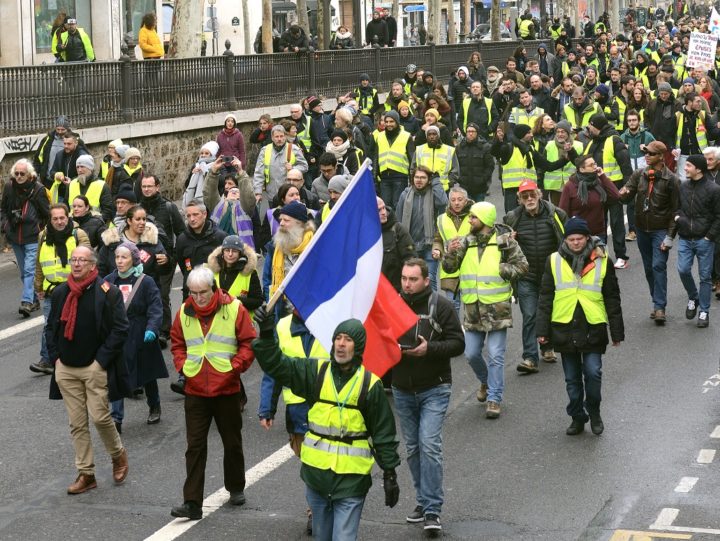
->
xmin=589 ymin=413 xmax=604 ymax=435
xmin=170 ymin=379 xmax=186 ymax=396
xmin=112 ymin=449 xmax=129 ymax=484
xmin=654 ymin=309 xmax=666 ymax=324
xmin=566 ymin=419 xmax=585 ymax=436
xmin=147 ymin=404 xmax=161 ymax=424
xmin=171 ymin=501 xmax=203 ymax=520
xmin=67 ymin=473 xmax=97 ymax=495
xmin=229 ymin=491 xmax=246 ymax=506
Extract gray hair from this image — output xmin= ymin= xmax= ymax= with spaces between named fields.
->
xmin=10 ymin=159 xmax=36 ymax=178
xmin=448 ymin=186 xmax=468 ymax=198
xmin=186 ymin=266 xmax=215 ymax=290
xmin=72 ymin=245 xmax=97 ymax=264
xmin=185 ymin=199 xmax=207 ymax=214
xmin=703 ymin=146 xmax=720 ymax=161
xmin=271 ymin=125 xmax=286 ymax=135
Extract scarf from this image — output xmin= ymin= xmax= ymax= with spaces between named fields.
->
xmin=188 ymin=287 xmax=222 ymax=317
xmin=60 ymin=268 xmax=99 ymax=340
xmin=401 ymin=185 xmax=436 ymax=248
xmin=124 ymin=163 xmax=142 ymax=176
xmin=271 ymin=230 xmax=313 ymax=295
xmin=45 ymin=220 xmax=74 ymax=267
xmin=118 ymin=263 xmax=144 ymax=278
xmin=576 ymin=170 xmax=607 ymax=205
xmin=223 ymin=127 xmax=236 ymax=136
xmin=558 ymin=239 xmax=595 ymax=277
xmin=325 ymin=139 xmax=350 ymax=160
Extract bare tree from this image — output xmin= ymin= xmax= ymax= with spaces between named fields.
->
xmin=297 ymin=0 xmax=310 ymax=37
xmin=167 ymin=0 xmax=205 ymax=58
xmin=427 ymin=0 xmax=441 ymax=44
xmin=262 ymin=0 xmax=273 ymax=53
xmin=491 ymin=0 xmax=501 ymax=41
xmin=461 ymin=0 xmax=471 ymax=37
xmin=242 ymin=0 xmax=251 ymax=54
xmin=447 ymin=2 xmax=457 ymax=43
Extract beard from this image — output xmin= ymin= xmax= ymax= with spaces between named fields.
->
xmin=76 ymin=174 xmax=87 ymax=185
xmin=275 ymin=225 xmax=304 ymax=254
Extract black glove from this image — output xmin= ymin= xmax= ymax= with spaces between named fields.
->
xmin=253 ymin=305 xmax=275 ymax=339
xmin=383 ymin=469 xmax=399 ymax=508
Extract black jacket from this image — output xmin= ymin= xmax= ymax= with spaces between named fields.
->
xmin=381 ymin=209 xmax=416 ymax=291
xmin=1 ymin=179 xmax=50 ymax=245
xmin=33 ymin=130 xmax=62 ymax=183
xmin=74 ymin=213 xmax=107 ymax=249
xmin=175 ymin=219 xmax=228 ymax=297
xmin=393 ymin=287 xmax=465 ymax=392
xmin=456 ymin=96 xmax=499 ymax=137
xmin=675 ymin=175 xmax=720 ymax=241
xmin=584 ymin=125 xmax=634 ymax=181
xmin=365 ymin=18 xmax=389 ymax=46
xmin=141 ymin=194 xmax=185 ymax=255
xmin=47 ymin=143 xmax=90 ymax=188
xmin=279 ymin=28 xmax=309 ymax=52
xmin=531 ymin=86 xmax=556 ymax=120
xmin=645 ymin=97 xmax=677 ymax=148
xmin=455 ymin=137 xmax=495 ymax=196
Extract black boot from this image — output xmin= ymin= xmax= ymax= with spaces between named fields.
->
xmin=170 ymin=501 xmax=202 ymax=520
xmin=147 ymin=404 xmax=161 ymax=424
xmin=170 ymin=376 xmax=186 ymax=396
xmin=589 ymin=413 xmax=604 ymax=435
xmin=565 ymin=418 xmax=585 ymax=436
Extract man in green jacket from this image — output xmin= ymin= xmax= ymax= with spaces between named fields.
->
xmin=253 ymin=309 xmax=400 ymax=540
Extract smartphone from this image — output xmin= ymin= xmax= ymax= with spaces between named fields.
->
xmin=399 ymin=344 xmax=416 ymax=351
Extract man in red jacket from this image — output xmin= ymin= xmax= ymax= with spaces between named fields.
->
xmin=170 ymin=266 xmax=256 ymax=520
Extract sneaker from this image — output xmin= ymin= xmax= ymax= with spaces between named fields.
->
xmin=613 ymin=258 xmax=629 ymax=269
xmin=29 ymin=360 xmax=54 ymax=375
xmin=424 ymin=513 xmax=442 ymax=531
xmin=698 ymin=311 xmax=709 ymax=328
xmin=542 ymin=349 xmax=557 ymax=363
xmin=654 ymin=309 xmax=666 ymax=324
xmin=566 ymin=419 xmax=585 ymax=436
xmin=147 ymin=404 xmax=161 ymax=424
xmin=516 ymin=359 xmax=539 ymax=374
xmin=686 ymin=299 xmax=698 ymax=320
xmin=29 ymin=300 xmax=40 ymax=312
xmin=18 ymin=302 xmax=31 ymax=318
xmin=589 ymin=413 xmax=604 ymax=435
xmin=625 ymin=231 xmax=637 ymax=241
xmin=476 ymin=383 xmax=488 ymax=403
xmin=406 ymin=505 xmax=425 ymax=523
xmin=486 ymin=401 xmax=501 ymax=419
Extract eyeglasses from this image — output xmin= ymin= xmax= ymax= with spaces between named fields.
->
xmin=519 ymin=192 xmax=539 ymax=200
xmin=14 ymin=172 xmax=27 ymax=177
xmin=70 ymin=257 xmax=92 ymax=264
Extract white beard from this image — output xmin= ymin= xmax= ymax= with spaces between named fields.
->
xmin=275 ymin=225 xmax=304 ymax=254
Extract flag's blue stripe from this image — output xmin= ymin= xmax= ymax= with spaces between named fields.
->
xmin=285 ymin=169 xmax=381 ymax=315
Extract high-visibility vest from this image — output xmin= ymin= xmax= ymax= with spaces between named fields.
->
xmin=301 ymin=361 xmax=379 ymax=475
xmin=584 ymin=137 xmax=623 ymax=182
xmin=354 ymin=87 xmax=378 ymax=115
xmin=213 ymin=271 xmax=252 ymax=313
xmin=544 ymin=140 xmax=584 ymax=191
xmin=519 ymin=19 xmax=533 ymax=38
xmin=377 ymin=130 xmax=411 ymax=175
xmin=458 ymin=233 xmax=512 ymax=305
xmin=563 ymin=101 xmax=602 ymax=130
xmin=511 ymin=106 xmax=544 ymax=128
xmin=38 ymin=233 xmax=78 ymax=291
xmin=180 ymin=299 xmax=241 ymax=377
xmin=68 ymin=179 xmax=106 ymax=214
xmin=612 ymin=95 xmax=628 ymax=131
xmin=321 ymin=202 xmax=332 ymax=222
xmin=437 ymin=213 xmax=471 ymax=280
xmin=264 ymin=144 xmax=296 ymax=185
xmin=550 ymin=252 xmax=608 ymax=324
xmin=100 ymin=160 xmax=110 ymax=180
xmin=550 ymin=26 xmax=562 ymax=40
xmin=296 ymin=114 xmax=312 ymax=150
xmin=462 ymin=96 xmax=494 ymax=132
xmin=276 ymin=315 xmax=329 ymax=406
xmin=502 ymin=146 xmax=536 ymax=189
xmin=675 ymin=110 xmax=708 ymax=151
xmin=59 ymin=28 xmax=95 ymax=62
xmin=414 ymin=144 xmax=455 ymax=190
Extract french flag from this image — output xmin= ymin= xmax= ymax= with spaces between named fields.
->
xmin=277 ymin=162 xmax=418 ymax=377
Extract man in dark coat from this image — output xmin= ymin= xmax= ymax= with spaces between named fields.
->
xmin=455 ymin=123 xmax=494 ymax=202
xmin=33 ymin=115 xmax=72 ymax=186
xmin=366 ymin=10 xmax=389 ymax=46
xmin=279 ymin=24 xmax=309 ymax=52
xmin=48 ymin=132 xmax=90 ymax=191
xmin=378 ymin=196 xmax=416 ymax=291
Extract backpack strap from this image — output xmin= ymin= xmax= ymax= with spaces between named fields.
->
xmin=356 ymin=368 xmax=373 ymax=411
xmin=314 ymin=360 xmax=330 ymax=403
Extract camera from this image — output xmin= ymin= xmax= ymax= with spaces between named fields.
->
xmin=222 ymin=155 xmax=234 ymax=164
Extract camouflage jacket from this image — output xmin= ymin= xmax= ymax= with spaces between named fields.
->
xmin=442 ymin=224 xmax=528 ymax=332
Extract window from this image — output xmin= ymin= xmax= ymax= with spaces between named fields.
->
xmin=35 ymin=0 xmax=92 ymax=54
xmin=122 ymin=0 xmax=157 ymax=37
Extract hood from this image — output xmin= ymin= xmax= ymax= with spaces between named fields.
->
xmin=205 ymin=244 xmax=258 ymax=275
xmin=595 ymin=123 xmax=619 ymax=140
xmin=101 ymin=220 xmax=160 ymax=247
xmin=537 ymin=43 xmax=549 ymax=53
xmin=381 ymin=208 xmax=399 ymax=230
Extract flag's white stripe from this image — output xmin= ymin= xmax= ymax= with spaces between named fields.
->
xmin=305 ymin=238 xmax=383 ymax=350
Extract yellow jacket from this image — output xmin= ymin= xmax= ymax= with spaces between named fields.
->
xmin=138 ymin=26 xmax=164 ymax=58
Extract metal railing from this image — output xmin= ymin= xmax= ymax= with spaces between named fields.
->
xmin=0 ymin=40 xmax=540 ymax=137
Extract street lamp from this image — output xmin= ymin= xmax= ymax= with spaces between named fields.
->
xmin=208 ymin=0 xmax=219 ymax=55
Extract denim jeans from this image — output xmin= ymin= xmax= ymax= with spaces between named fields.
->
xmin=380 ymin=175 xmax=408 ymax=210
xmin=465 ymin=329 xmax=507 ymax=403
xmin=392 ymin=383 xmax=451 ymax=516
xmin=516 ymin=279 xmax=540 ymax=363
xmin=443 ymin=287 xmax=461 ymax=313
xmin=503 ymin=187 xmax=519 ymax=214
xmin=110 ymin=380 xmax=160 ymax=423
xmin=306 ymin=486 xmax=365 ymax=541
xmin=626 ymin=200 xmax=636 ymax=233
xmin=636 ymin=229 xmax=669 ymax=310
xmin=40 ymin=298 xmax=52 ymax=362
xmin=561 ymin=352 xmax=602 ymax=421
xmin=605 ymin=201 xmax=628 ymax=260
xmin=417 ymin=246 xmax=438 ymax=292
xmin=11 ymin=242 xmax=38 ymax=304
xmin=677 ymin=237 xmax=715 ymax=313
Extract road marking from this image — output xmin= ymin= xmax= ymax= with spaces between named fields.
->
xmin=650 ymin=508 xmax=680 ymax=529
xmin=611 ymin=529 xmax=691 ymax=540
xmin=696 ymin=449 xmax=716 ymax=464
xmin=144 ymin=444 xmax=295 ymax=541
xmin=710 ymin=426 xmax=720 ymax=438
xmin=673 ymin=477 xmax=698 ymax=493
xmin=0 ymin=316 xmax=44 ymax=342
xmin=653 ymin=524 xmax=720 ymax=535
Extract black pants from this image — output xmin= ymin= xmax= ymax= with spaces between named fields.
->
xmin=159 ymin=270 xmax=173 ymax=338
xmin=183 ymin=392 xmax=246 ymax=504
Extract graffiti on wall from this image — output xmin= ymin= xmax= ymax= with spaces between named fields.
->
xmin=0 ymin=136 xmax=42 ymax=164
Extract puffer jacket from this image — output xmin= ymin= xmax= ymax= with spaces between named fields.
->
xmin=206 ymin=244 xmax=263 ymax=311
xmin=675 ymin=175 xmax=720 ymax=241
xmin=455 ymin=137 xmax=495 ymax=196
xmin=98 ymin=221 xmax=168 ymax=285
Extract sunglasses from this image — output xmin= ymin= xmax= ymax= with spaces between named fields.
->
xmin=642 ymin=150 xmax=662 ymax=156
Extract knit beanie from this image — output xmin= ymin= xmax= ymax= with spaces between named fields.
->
xmin=108 ymin=138 xmax=123 ymax=149
xmin=75 ymin=155 xmax=95 ymax=170
xmin=330 ymin=129 xmax=348 ymax=142
xmin=555 ymin=120 xmax=573 ymax=135
xmin=115 ymin=144 xmax=130 ymax=159
xmin=398 ymin=100 xmax=411 ymax=111
xmin=114 ymin=183 xmax=138 ymax=203
xmin=331 ymin=318 xmax=366 ymax=364
xmin=125 ymin=147 xmax=142 ymax=160
xmin=686 ymin=154 xmax=709 ymax=173
xmin=563 ymin=217 xmax=591 ymax=237
xmin=657 ymin=82 xmax=672 ymax=93
xmin=425 ymin=108 xmax=440 ymax=120
xmin=425 ymin=125 xmax=440 ymax=135
xmin=513 ymin=124 xmax=532 ymax=140
xmin=116 ymin=241 xmax=141 ymax=266
xmin=589 ymin=114 xmax=608 ymax=130
xmin=279 ymin=200 xmax=309 ymax=222
xmin=328 ymin=175 xmax=350 ymax=194
xmin=383 ymin=110 xmax=400 ymax=123
xmin=56 ymin=115 xmax=71 ymax=129
xmin=201 ymin=141 xmax=220 ymax=158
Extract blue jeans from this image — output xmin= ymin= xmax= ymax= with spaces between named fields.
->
xmin=503 ymin=187 xmax=519 ymax=213
xmin=636 ymin=229 xmax=669 ymax=310
xmin=380 ymin=175 xmax=407 ymax=210
xmin=11 ymin=242 xmax=38 ymax=304
xmin=110 ymin=380 xmax=160 ymax=423
xmin=516 ymin=279 xmax=540 ymax=363
xmin=392 ymin=383 xmax=451 ymax=516
xmin=306 ymin=487 xmax=365 ymax=541
xmin=561 ymin=352 xmax=602 ymax=421
xmin=677 ymin=237 xmax=715 ymax=313
xmin=40 ymin=298 xmax=52 ymax=362
xmin=417 ymin=247 xmax=438 ymax=292
xmin=464 ymin=329 xmax=507 ymax=403
xmin=443 ymin=287 xmax=460 ymax=313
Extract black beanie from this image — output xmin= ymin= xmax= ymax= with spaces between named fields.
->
xmin=332 ymin=319 xmax=367 ymax=364
xmin=686 ymin=154 xmax=709 ymax=174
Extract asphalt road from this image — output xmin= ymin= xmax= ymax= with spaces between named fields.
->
xmin=1 ymin=195 xmax=720 ymax=541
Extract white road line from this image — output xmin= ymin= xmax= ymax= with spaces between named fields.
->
xmin=0 ymin=316 xmax=44 ymax=342
xmin=711 ymin=425 xmax=720 ymax=438
xmin=651 ymin=524 xmax=720 ymax=535
xmin=674 ymin=477 xmax=699 ymax=493
xmin=650 ymin=508 xmax=680 ymax=529
xmin=144 ymin=444 xmax=295 ymax=541
xmin=697 ymin=449 xmax=716 ymax=464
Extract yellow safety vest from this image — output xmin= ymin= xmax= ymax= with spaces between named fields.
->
xmin=563 ymin=102 xmax=602 ymax=130
xmin=675 ymin=110 xmax=708 ymax=151
xmin=377 ymin=130 xmax=411 ymax=175
xmin=437 ymin=213 xmax=471 ymax=280
xmin=458 ymin=233 xmax=512 ymax=305
xmin=462 ymin=96 xmax=494 ymax=133
xmin=550 ymin=252 xmax=608 ymax=324
xmin=301 ymin=362 xmax=379 ymax=475
xmin=321 ymin=202 xmax=332 ymax=222
xmin=584 ymin=137 xmax=623 ymax=182
xmin=264 ymin=144 xmax=296 ymax=185
xmin=59 ymin=28 xmax=95 ymax=62
xmin=414 ymin=144 xmax=455 ymax=190
xmin=68 ymin=179 xmax=106 ymax=214
xmin=519 ymin=19 xmax=533 ymax=38
xmin=502 ymin=146 xmax=537 ymax=189
xmin=544 ymin=140 xmax=584 ymax=191
xmin=180 ymin=299 xmax=241 ymax=377
xmin=354 ymin=87 xmax=378 ymax=115
xmin=296 ymin=114 xmax=312 ymax=150
xmin=213 ymin=271 xmax=254 ymax=318
xmin=276 ymin=315 xmax=329 ymax=406
xmin=511 ymin=106 xmax=544 ymax=128
xmin=38 ymin=233 xmax=77 ymax=291
xmin=550 ymin=26 xmax=562 ymax=40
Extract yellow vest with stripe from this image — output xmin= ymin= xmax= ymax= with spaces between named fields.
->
xmin=264 ymin=144 xmax=297 ymax=185
xmin=301 ymin=362 xmax=379 ymax=475
xmin=414 ymin=144 xmax=455 ymax=190
xmin=276 ymin=315 xmax=329 ymax=405
xmin=213 ymin=271 xmax=254 ymax=318
xmin=584 ymin=137 xmax=623 ymax=182
xmin=437 ymin=213 xmax=471 ymax=280
xmin=550 ymin=252 xmax=608 ymax=324
xmin=68 ymin=179 xmax=106 ymax=214
xmin=354 ymin=87 xmax=378 ymax=115
xmin=38 ymin=232 xmax=78 ymax=291
xmin=459 ymin=233 xmax=512 ymax=304
xmin=502 ymin=146 xmax=536 ymax=189
xmin=675 ymin=110 xmax=708 ymax=151
xmin=563 ymin=102 xmax=601 ymax=130
xmin=462 ymin=96 xmax=494 ymax=132
xmin=519 ymin=19 xmax=533 ymax=38
xmin=544 ymin=140 xmax=584 ymax=191
xmin=321 ymin=202 xmax=332 ymax=222
xmin=296 ymin=114 xmax=312 ymax=150
xmin=377 ymin=129 xmax=411 ymax=175
xmin=550 ymin=26 xmax=562 ymax=40
xmin=180 ymin=299 xmax=241 ymax=377
xmin=511 ymin=106 xmax=544 ymax=128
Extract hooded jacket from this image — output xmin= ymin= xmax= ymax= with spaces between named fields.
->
xmin=98 ymin=221 xmax=167 ymax=283
xmin=206 ymin=244 xmax=263 ymax=311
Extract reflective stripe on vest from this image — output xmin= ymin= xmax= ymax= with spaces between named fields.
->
xmin=377 ymin=130 xmax=411 ymax=174
xmin=584 ymin=137 xmax=623 ymax=182
xmin=69 ymin=179 xmax=106 ymax=214
xmin=502 ymin=146 xmax=536 ymax=188
xmin=437 ymin=213 xmax=471 ymax=280
xmin=511 ymin=106 xmax=544 ymax=128
xmin=414 ymin=144 xmax=455 ymax=190
xmin=563 ymin=102 xmax=601 ymax=130
xmin=277 ymin=315 xmax=329 ymax=405
xmin=39 ymin=234 xmax=77 ymax=291
xmin=462 ymin=96 xmax=494 ymax=132
xmin=550 ymin=252 xmax=608 ymax=324
xmin=458 ymin=234 xmax=512 ymax=304
xmin=354 ymin=87 xmax=377 ymax=115
xmin=264 ymin=144 xmax=296 ymax=185
xmin=301 ymin=362 xmax=379 ymax=475
xmin=544 ymin=140 xmax=584 ymax=191
xmin=180 ymin=299 xmax=241 ymax=377
xmin=675 ymin=110 xmax=708 ymax=151
xmin=519 ymin=19 xmax=533 ymax=38
xmin=296 ymin=114 xmax=312 ymax=150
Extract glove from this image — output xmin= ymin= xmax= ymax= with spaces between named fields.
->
xmin=253 ymin=305 xmax=275 ymax=339
xmin=383 ymin=469 xmax=399 ymax=508
xmin=144 ymin=330 xmax=157 ymax=343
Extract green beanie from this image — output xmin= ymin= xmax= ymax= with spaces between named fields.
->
xmin=331 ymin=318 xmax=367 ymax=363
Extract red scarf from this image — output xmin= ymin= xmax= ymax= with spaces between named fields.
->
xmin=60 ymin=269 xmax=99 ymax=340
xmin=223 ymin=127 xmax=236 ymax=136
xmin=188 ymin=288 xmax=222 ymax=317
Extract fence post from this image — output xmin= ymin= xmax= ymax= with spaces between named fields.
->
xmin=119 ymin=45 xmax=135 ymax=124
xmin=429 ymin=38 xmax=436 ymax=75
xmin=307 ymin=51 xmax=317 ymax=96
xmin=223 ymin=40 xmax=238 ymax=110
xmin=373 ymin=46 xmax=381 ymax=85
